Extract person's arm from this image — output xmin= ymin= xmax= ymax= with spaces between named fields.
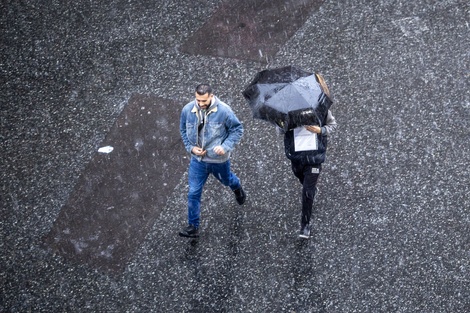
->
xmin=305 ymin=110 xmax=336 ymax=135
xmin=179 ymin=107 xmax=195 ymax=154
xmin=320 ymin=110 xmax=337 ymax=135
xmin=220 ymin=111 xmax=243 ymax=153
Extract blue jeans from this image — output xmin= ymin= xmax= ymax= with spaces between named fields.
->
xmin=187 ymin=158 xmax=241 ymax=228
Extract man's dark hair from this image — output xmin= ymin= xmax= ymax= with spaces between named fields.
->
xmin=195 ymin=84 xmax=213 ymax=95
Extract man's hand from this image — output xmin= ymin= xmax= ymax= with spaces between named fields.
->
xmin=191 ymin=147 xmax=206 ymax=156
xmin=213 ymin=145 xmax=225 ymax=155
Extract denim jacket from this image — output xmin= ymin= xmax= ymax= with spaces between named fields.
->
xmin=180 ymin=96 xmax=243 ymax=163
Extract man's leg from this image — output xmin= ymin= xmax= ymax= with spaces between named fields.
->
xmin=187 ymin=158 xmax=209 ymax=228
xmin=211 ymin=160 xmax=245 ymax=204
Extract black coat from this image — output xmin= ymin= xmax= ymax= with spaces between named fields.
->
xmin=284 ymin=114 xmax=329 ymax=165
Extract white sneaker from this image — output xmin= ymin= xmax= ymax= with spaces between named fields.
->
xmin=299 ymin=224 xmax=310 ymax=239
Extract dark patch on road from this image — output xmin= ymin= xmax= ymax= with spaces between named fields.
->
xmin=43 ymin=94 xmax=188 ymax=274
xmin=181 ymin=0 xmax=325 ymax=62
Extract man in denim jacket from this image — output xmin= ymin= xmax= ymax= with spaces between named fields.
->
xmin=179 ymin=84 xmax=246 ymax=238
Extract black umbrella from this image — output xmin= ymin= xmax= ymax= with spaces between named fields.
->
xmin=243 ymin=66 xmax=332 ymax=131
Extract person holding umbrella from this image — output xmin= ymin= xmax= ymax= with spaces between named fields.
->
xmin=243 ymin=66 xmax=336 ymax=239
xmin=179 ymin=84 xmax=246 ymax=238
xmin=283 ymin=74 xmax=337 ymax=238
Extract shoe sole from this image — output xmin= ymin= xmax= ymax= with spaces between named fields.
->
xmin=299 ymin=234 xmax=310 ymax=239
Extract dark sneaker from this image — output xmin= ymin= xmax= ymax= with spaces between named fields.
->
xmin=299 ymin=224 xmax=310 ymax=239
xmin=179 ymin=225 xmax=199 ymax=238
xmin=233 ymin=187 xmax=246 ymax=205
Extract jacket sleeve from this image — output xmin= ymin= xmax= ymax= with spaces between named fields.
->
xmin=221 ymin=110 xmax=243 ymax=152
xmin=179 ymin=106 xmax=195 ymax=154
xmin=320 ymin=110 xmax=337 ymax=136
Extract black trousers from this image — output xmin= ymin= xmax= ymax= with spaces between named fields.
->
xmin=291 ymin=162 xmax=322 ymax=227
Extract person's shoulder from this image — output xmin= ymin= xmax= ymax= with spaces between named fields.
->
xmin=182 ymin=101 xmax=195 ymax=111
xmin=214 ymin=97 xmax=233 ymax=111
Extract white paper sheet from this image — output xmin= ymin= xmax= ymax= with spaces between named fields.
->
xmin=98 ymin=146 xmax=114 ymax=153
xmin=294 ymin=127 xmax=317 ymax=151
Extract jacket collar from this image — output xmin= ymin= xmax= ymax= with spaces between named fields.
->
xmin=191 ymin=97 xmax=218 ymax=114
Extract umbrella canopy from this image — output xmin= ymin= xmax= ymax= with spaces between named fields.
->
xmin=243 ymin=66 xmax=332 ymax=131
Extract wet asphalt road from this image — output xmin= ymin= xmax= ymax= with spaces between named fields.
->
xmin=1 ymin=0 xmax=469 ymax=312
